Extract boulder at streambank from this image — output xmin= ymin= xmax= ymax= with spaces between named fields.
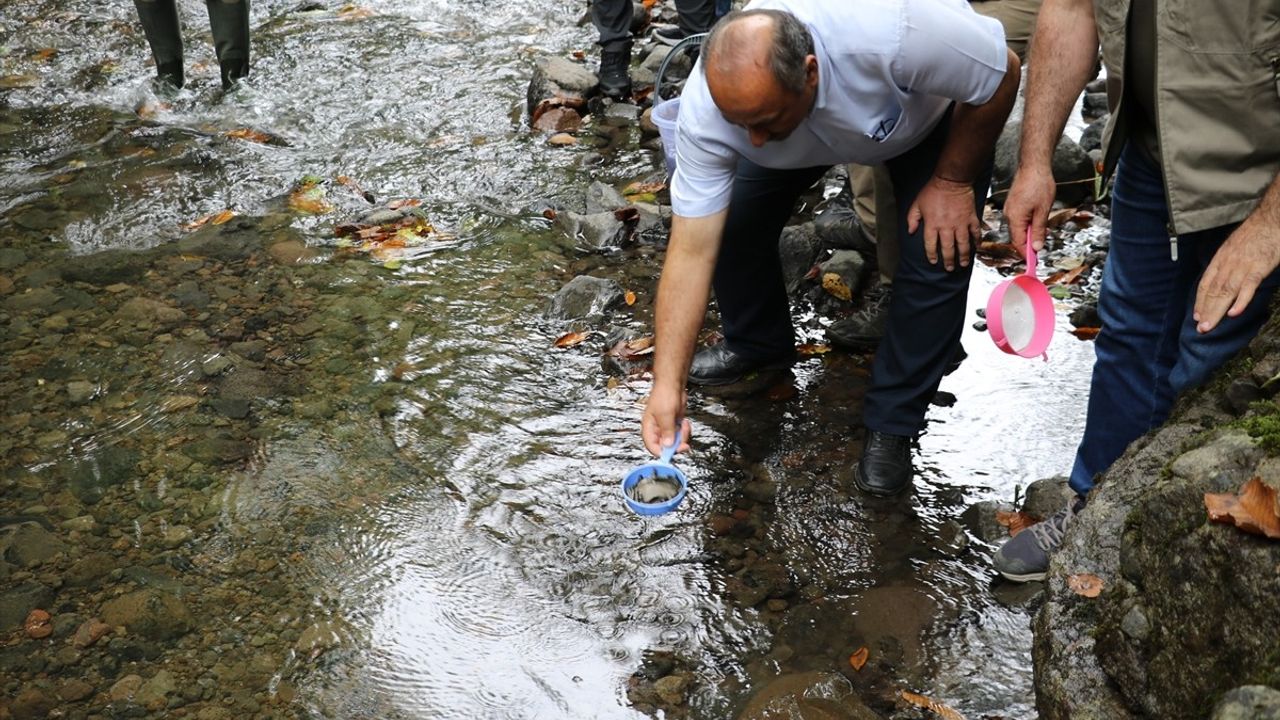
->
xmin=1032 ymin=305 xmax=1280 ymax=718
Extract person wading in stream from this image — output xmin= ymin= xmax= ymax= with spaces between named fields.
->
xmin=638 ymin=0 xmax=1021 ymax=497
xmin=993 ymin=0 xmax=1280 ymax=581
xmin=133 ymin=0 xmax=251 ymax=90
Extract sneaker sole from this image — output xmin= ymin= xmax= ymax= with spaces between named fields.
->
xmin=853 ymin=463 xmax=908 ymax=497
xmin=997 ymin=569 xmax=1047 ymax=583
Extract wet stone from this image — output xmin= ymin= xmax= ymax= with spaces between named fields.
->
xmin=61 ymin=446 xmax=140 ymax=504
xmin=1211 ymin=685 xmax=1280 ymax=719
xmin=60 ymin=248 xmax=151 ymax=286
xmin=0 ymin=581 xmax=54 ymax=630
xmin=585 ymin=180 xmax=628 ymax=214
xmin=11 ymin=687 xmax=55 ymax=720
xmin=0 ymin=247 xmax=28 ymax=270
xmin=960 ymin=500 xmax=1015 ymax=545
xmin=211 ymin=397 xmax=250 ymax=419
xmin=66 ymin=552 xmax=115 ymax=586
xmin=65 ymin=380 xmax=95 ymax=405
xmin=172 ymin=281 xmax=211 ymax=309
xmin=545 ymin=276 xmax=626 ymax=321
xmin=100 ymin=589 xmax=194 ymax=641
xmin=60 ymin=678 xmax=95 ymax=702
xmin=0 ymin=522 xmax=68 ymax=568
xmin=1022 ymin=476 xmax=1077 ymax=519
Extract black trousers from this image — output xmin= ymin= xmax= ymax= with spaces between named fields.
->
xmin=591 ymin=0 xmax=717 ymax=50
xmin=712 ymin=110 xmax=991 ymax=437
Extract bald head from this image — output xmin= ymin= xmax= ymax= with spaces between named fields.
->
xmin=701 ymin=9 xmax=818 ymax=147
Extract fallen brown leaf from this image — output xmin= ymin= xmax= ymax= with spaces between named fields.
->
xmin=182 ymin=209 xmax=236 ymax=231
xmin=554 ymin=331 xmax=589 ymax=349
xmin=995 ymin=509 xmax=1039 ymax=537
xmin=32 ymin=48 xmax=57 ymax=62
xmin=899 ymin=690 xmax=966 ymax=720
xmin=225 ymin=127 xmax=274 ymax=144
xmin=1046 ymin=207 xmax=1079 ymax=229
xmin=848 ymin=646 xmax=869 ymax=671
xmin=1205 ymin=476 xmax=1280 ymax=539
xmin=623 ymin=181 xmax=666 ymax=196
xmin=1067 ymin=573 xmax=1105 ymax=598
xmin=1071 ymin=327 xmax=1101 ymax=341
xmin=606 ymin=336 xmax=655 ymax=360
xmin=1047 ymin=263 xmax=1090 ymax=287
xmin=386 ymin=198 xmax=422 ymax=210
xmin=797 ymin=343 xmax=831 ymax=356
xmin=624 ymin=290 xmax=636 ymax=306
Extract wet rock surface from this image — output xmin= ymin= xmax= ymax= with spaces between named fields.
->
xmin=1035 ymin=323 xmax=1280 ymax=719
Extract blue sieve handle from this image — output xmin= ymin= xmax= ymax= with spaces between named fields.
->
xmin=658 ymin=428 xmax=682 ymax=465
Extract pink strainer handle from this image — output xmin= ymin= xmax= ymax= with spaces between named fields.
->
xmin=1024 ymin=227 xmax=1037 ymax=276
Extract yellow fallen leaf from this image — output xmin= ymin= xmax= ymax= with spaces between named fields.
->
xmin=797 ymin=343 xmax=831 ymax=356
xmin=848 ymin=646 xmax=869 ymax=671
xmin=288 ymin=183 xmax=334 ymax=215
xmin=624 ymin=291 xmax=636 ymax=306
xmin=899 ymin=690 xmax=966 ymax=720
xmin=822 ymin=273 xmax=851 ymax=302
xmin=182 ymin=209 xmax=236 ymax=231
xmin=1067 ymin=573 xmax=1105 ymax=598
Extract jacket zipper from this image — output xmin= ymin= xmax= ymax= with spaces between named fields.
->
xmin=1154 ymin=4 xmax=1178 ymax=261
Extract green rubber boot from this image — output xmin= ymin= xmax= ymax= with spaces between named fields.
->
xmin=207 ymin=0 xmax=250 ymax=89
xmin=133 ymin=0 xmax=185 ymax=88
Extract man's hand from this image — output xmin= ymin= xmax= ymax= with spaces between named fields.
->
xmin=908 ymin=176 xmax=980 ymax=271
xmin=1004 ymin=164 xmax=1057 ymax=256
xmin=1194 ymin=219 xmax=1280 ymax=333
xmin=641 ymin=382 xmax=693 ymax=457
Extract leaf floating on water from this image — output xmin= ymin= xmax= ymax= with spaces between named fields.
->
xmin=31 ymin=48 xmax=57 ymax=62
xmin=899 ymin=690 xmax=966 ymax=720
xmin=797 ymin=343 xmax=831 ymax=356
xmin=1071 ymin=326 xmax=1101 ymax=341
xmin=1067 ymin=573 xmax=1105 ymax=598
xmin=1205 ymin=476 xmax=1280 ymax=540
xmin=624 ymin=290 xmax=636 ymax=306
xmin=554 ymin=331 xmax=589 ymax=349
xmin=386 ymin=198 xmax=422 ymax=210
xmin=182 ymin=209 xmax=237 ymax=231
xmin=606 ymin=336 xmax=654 ymax=360
xmin=225 ymin=127 xmax=275 ymax=145
xmin=848 ymin=646 xmax=869 ymax=671
xmin=382 ymin=259 xmax=402 ymax=270
xmin=995 ymin=509 xmax=1039 ymax=537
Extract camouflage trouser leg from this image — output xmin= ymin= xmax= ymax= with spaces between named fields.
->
xmin=134 ymin=0 xmax=184 ymax=86
xmin=207 ymin=0 xmax=250 ymax=88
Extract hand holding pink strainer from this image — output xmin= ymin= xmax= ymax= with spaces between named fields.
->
xmin=985 ymin=228 xmax=1055 ymax=360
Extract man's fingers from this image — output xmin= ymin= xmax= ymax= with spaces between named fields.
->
xmin=907 ymin=203 xmax=922 ymax=235
xmin=958 ymin=218 xmax=978 ymax=267
xmin=1195 ymin=266 xmax=1236 ymax=333
xmin=1229 ymin=282 xmax=1257 ymax=319
xmin=1030 ymin=213 xmax=1048 ymax=254
xmin=940 ymin=227 xmax=956 ymax=271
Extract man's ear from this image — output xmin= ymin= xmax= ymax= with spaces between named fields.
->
xmin=805 ymin=54 xmax=819 ymax=87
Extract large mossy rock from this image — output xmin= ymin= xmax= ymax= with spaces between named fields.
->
xmin=1034 ymin=315 xmax=1280 ymax=718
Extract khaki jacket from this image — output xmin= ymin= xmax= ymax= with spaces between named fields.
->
xmin=1096 ymin=0 xmax=1280 ymax=234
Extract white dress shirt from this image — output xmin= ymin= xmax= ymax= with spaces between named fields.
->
xmin=670 ymin=0 xmax=1007 ymax=218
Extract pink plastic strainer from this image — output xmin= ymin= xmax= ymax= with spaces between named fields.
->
xmin=985 ymin=228 xmax=1055 ymax=360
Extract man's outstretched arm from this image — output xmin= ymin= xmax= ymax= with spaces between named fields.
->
xmin=641 ymin=210 xmax=727 ymax=456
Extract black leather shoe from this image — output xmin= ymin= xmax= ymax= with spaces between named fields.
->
xmin=688 ymin=343 xmax=795 ymax=386
xmin=854 ymin=431 xmax=912 ymax=496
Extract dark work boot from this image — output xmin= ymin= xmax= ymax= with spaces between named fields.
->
xmin=853 ymin=431 xmax=913 ymax=496
xmin=134 ymin=0 xmax=185 ymax=87
xmin=688 ymin=343 xmax=795 ymax=386
xmin=598 ymin=45 xmax=632 ymax=100
xmin=828 ymin=285 xmax=891 ymax=351
xmin=207 ymin=0 xmax=251 ymax=89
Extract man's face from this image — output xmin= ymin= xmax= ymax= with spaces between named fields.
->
xmin=709 ymin=55 xmax=817 ymax=148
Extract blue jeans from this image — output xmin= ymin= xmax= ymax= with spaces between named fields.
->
xmin=1069 ymin=144 xmax=1280 ymax=495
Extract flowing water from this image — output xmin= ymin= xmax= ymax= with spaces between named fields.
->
xmin=0 ymin=1 xmax=1099 ymax=718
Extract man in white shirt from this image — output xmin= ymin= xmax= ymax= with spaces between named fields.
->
xmin=640 ymin=0 xmax=1020 ymax=495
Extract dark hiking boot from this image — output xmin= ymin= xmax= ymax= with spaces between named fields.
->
xmin=992 ymin=497 xmax=1086 ymax=582
xmin=828 ymin=285 xmax=891 ymax=350
xmin=688 ymin=343 xmax=795 ymax=386
xmin=853 ymin=431 xmax=912 ymax=496
xmin=814 ymin=194 xmax=875 ymax=253
xmin=652 ymin=24 xmax=686 ymax=46
xmin=598 ymin=47 xmax=632 ymax=100
xmin=155 ymin=60 xmax=185 ymax=89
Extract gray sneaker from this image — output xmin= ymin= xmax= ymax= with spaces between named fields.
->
xmin=992 ymin=498 xmax=1085 ymax=582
